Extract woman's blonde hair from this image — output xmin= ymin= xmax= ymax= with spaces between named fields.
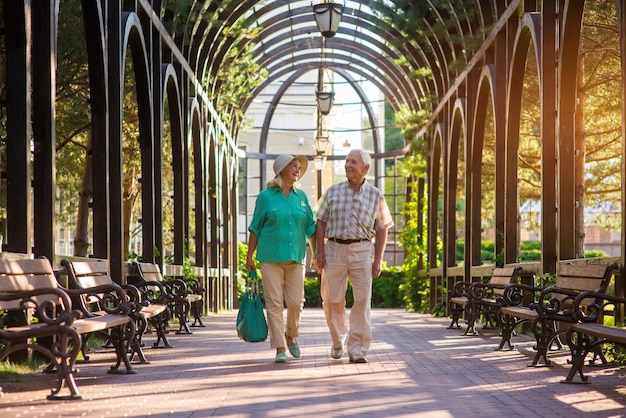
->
xmin=267 ymin=175 xmax=301 ymax=189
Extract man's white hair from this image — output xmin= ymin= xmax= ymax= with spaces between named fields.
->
xmin=349 ymin=149 xmax=371 ymax=166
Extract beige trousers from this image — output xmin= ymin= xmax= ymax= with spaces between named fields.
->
xmin=259 ymin=261 xmax=305 ymax=349
xmin=320 ymin=240 xmax=373 ymax=356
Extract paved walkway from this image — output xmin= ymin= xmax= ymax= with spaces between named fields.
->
xmin=1 ymin=309 xmax=625 ymax=417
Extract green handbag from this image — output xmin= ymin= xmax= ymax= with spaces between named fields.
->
xmin=236 ymin=270 xmax=268 ymax=342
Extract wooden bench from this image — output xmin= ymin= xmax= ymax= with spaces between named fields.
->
xmin=561 ymin=290 xmax=626 ymax=383
xmin=448 ymin=267 xmax=524 ymax=335
xmin=61 ymin=259 xmax=171 ymax=363
xmin=132 ymin=261 xmax=203 ymax=334
xmin=497 ymin=262 xmax=619 ymax=366
xmin=0 ymin=257 xmax=136 ymax=400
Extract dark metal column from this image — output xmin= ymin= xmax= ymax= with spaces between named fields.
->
xmin=31 ymin=0 xmax=58 ymax=260
xmin=4 ymin=1 xmax=32 ymax=254
xmin=541 ymin=0 xmax=558 ymax=275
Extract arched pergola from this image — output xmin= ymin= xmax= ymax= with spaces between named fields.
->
xmin=1 ymin=0 xmax=625 ymax=316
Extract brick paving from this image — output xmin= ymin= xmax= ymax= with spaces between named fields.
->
xmin=1 ymin=309 xmax=625 ymax=417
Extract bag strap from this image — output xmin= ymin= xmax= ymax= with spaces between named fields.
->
xmin=247 ymin=269 xmax=261 ymax=296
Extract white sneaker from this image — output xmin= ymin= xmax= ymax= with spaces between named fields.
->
xmin=349 ymin=353 xmax=367 ymax=363
xmin=331 ymin=346 xmax=343 ymax=359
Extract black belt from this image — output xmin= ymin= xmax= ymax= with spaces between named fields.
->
xmin=328 ymin=237 xmax=370 ymax=244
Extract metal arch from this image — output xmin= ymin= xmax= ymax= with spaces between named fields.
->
xmin=476 ymin=0 xmax=496 ymax=28
xmin=242 ymin=61 xmax=403 ymax=115
xmin=197 ymin=3 xmax=304 ymax=96
xmin=503 ymin=13 xmax=542 ymax=266
xmin=162 ymin=63 xmax=186 ymax=265
xmin=423 ymin=2 xmax=459 ymax=81
xmin=327 ymin=31 xmax=423 ymax=108
xmin=426 ymin=0 xmax=471 ymax=80
xmin=120 ymin=12 xmax=152 ymax=150
xmin=520 ymin=13 xmax=543 ymax=81
xmin=188 ymin=97 xmax=206 ymax=268
xmin=505 ymin=15 xmax=541 ymax=157
xmin=557 ymin=0 xmax=586 ymax=260
xmin=249 ymin=23 xmax=409 ymax=85
xmin=121 ymin=11 xmax=157 ymax=270
xmin=558 ymin=1 xmax=585 ymax=110
xmin=245 ymin=9 xmax=419 ymax=70
xmin=343 ymin=8 xmax=444 ymax=101
xmin=207 ymin=3 xmax=427 ymax=107
xmin=471 ymin=64 xmax=498 ymax=165
xmin=449 ymin=97 xmax=467 ymax=175
xmin=200 ymin=1 xmax=270 ymax=82
xmin=165 ymin=0 xmax=501 ymax=124
xmin=80 ymin=0 xmax=109 ymax=259
xmin=247 ymin=11 xmax=426 ymax=96
xmin=255 ymin=67 xmax=383 ymax=154
xmin=445 ymin=97 xmax=467 ymax=269
xmin=263 ymin=56 xmax=409 ymax=116
xmin=321 ymin=39 xmax=418 ymax=104
xmin=182 ymin=1 xmax=483 ymax=128
xmin=467 ymin=64 xmax=498 ymax=269
xmin=256 ymin=40 xmax=414 ymax=108
xmin=424 ymin=0 xmax=489 ymax=85
xmin=428 ymin=122 xmax=446 ymax=271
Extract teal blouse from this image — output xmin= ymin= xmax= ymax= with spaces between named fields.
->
xmin=248 ymin=187 xmax=316 ymax=264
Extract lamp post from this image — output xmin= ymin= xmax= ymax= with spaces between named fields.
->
xmin=312 ymin=1 xmax=344 ymax=38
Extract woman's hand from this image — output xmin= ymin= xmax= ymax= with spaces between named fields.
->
xmin=245 ymin=257 xmax=256 ymax=272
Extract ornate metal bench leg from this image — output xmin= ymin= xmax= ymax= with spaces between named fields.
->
xmin=190 ymin=300 xmax=205 ymax=327
xmin=530 ymin=316 xmax=555 ymax=367
xmin=496 ymin=311 xmax=516 ymax=350
xmin=47 ymin=327 xmax=83 ymax=400
xmin=447 ymin=301 xmax=463 ymax=329
xmin=128 ymin=313 xmax=150 ymax=364
xmin=151 ymin=309 xmax=174 ymax=348
xmin=464 ymin=304 xmax=479 ymax=336
xmin=561 ymin=329 xmax=591 ymax=384
xmin=109 ymin=323 xmax=137 ymax=374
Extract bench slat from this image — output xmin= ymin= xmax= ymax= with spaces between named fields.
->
xmin=570 ymin=322 xmax=626 ymax=345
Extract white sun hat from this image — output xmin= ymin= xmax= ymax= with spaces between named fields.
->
xmin=273 ymin=154 xmax=308 ymax=180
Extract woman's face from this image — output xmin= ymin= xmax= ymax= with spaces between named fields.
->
xmin=280 ymin=160 xmax=301 ymax=185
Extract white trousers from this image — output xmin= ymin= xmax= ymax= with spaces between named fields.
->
xmin=320 ymin=240 xmax=373 ymax=356
xmin=260 ymin=261 xmax=305 ymax=349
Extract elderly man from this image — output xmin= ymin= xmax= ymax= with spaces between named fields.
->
xmin=314 ymin=149 xmax=393 ymax=363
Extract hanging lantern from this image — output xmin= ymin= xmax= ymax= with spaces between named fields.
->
xmin=315 ymin=90 xmax=334 ymax=115
xmin=313 ymin=2 xmax=344 ymax=38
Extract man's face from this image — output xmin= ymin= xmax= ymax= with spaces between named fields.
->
xmin=344 ymin=151 xmax=369 ymax=183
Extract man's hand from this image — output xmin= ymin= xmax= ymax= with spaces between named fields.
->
xmin=316 ymin=252 xmax=326 ymax=273
xmin=372 ymin=259 xmax=383 ymax=278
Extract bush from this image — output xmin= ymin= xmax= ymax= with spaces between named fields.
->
xmin=304 ymin=278 xmax=322 ymax=307
xmin=584 ymin=249 xmax=608 ymax=258
xmin=372 ymin=268 xmax=404 ymax=308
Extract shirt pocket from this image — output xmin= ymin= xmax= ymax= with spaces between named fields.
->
xmin=357 ymin=205 xmax=377 ymax=230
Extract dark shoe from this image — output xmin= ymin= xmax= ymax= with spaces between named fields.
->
xmin=331 ymin=346 xmax=343 ymax=359
xmin=287 ymin=341 xmax=301 ymax=358
xmin=349 ymin=353 xmax=367 ymax=363
xmin=275 ymin=352 xmax=289 ymax=363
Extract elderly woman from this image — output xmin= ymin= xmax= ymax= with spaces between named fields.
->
xmin=246 ymin=154 xmax=317 ymax=363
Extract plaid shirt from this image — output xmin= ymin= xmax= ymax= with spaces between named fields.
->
xmin=315 ymin=180 xmax=393 ymax=240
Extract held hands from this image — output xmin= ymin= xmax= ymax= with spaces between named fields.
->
xmin=314 ymin=252 xmax=325 ymax=273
